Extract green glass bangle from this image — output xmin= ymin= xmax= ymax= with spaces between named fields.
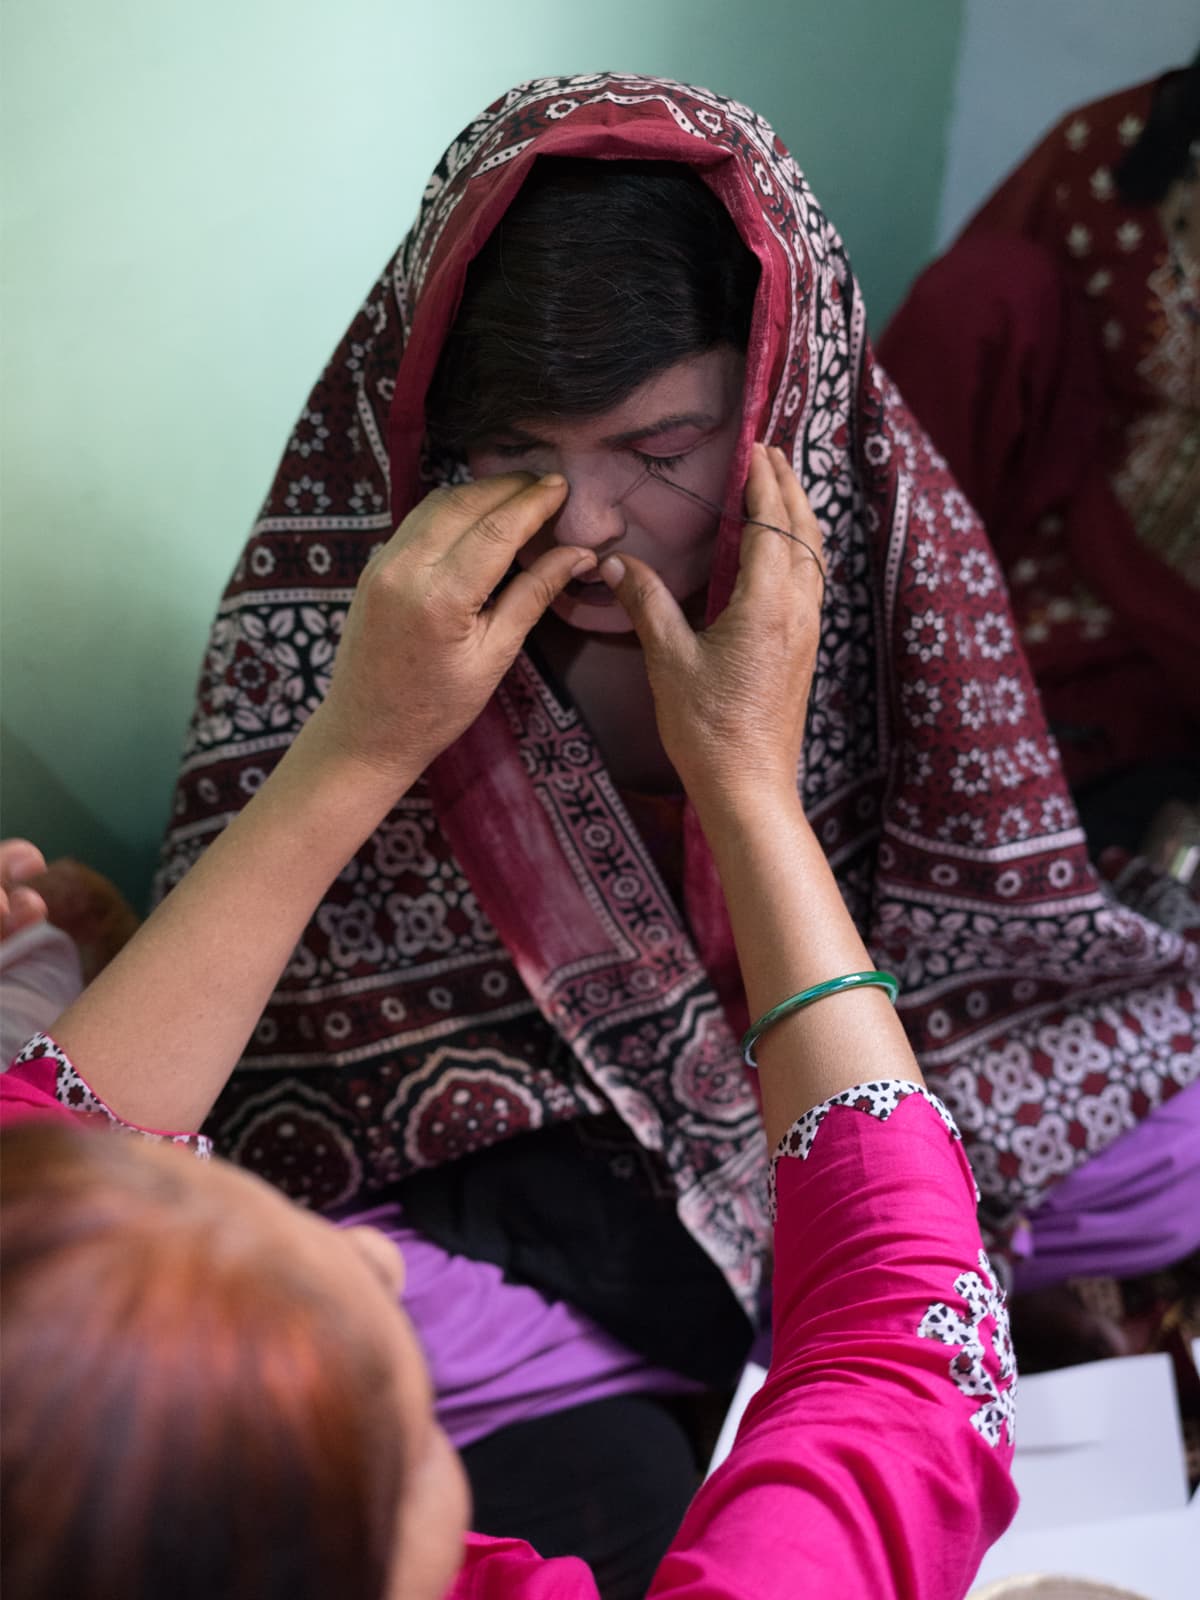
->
xmin=740 ymin=970 xmax=900 ymax=1068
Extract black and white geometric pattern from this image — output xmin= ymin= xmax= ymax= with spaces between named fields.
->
xmin=918 ymin=1249 xmax=1017 ymax=1449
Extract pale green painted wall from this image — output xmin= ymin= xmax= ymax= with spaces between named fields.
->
xmin=0 ymin=0 xmax=963 ymax=906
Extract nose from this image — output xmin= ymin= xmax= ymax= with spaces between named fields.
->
xmin=547 ymin=465 xmax=627 ymax=552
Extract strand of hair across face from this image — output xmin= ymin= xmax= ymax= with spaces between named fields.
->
xmin=643 ymin=461 xmax=827 ymax=600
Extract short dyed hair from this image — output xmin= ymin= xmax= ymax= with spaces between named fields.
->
xmin=0 ymin=1122 xmax=405 ymax=1600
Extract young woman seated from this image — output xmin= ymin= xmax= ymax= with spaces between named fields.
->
xmin=154 ymin=74 xmax=1197 ymax=1586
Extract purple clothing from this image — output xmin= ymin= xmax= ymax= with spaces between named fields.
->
xmin=340 ymin=1081 xmax=1200 ymax=1448
xmin=338 ymin=1202 xmax=697 ymax=1450
xmin=1014 ymin=1075 xmax=1200 ymax=1291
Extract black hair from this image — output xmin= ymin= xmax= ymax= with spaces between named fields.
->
xmin=425 ymin=157 xmax=760 ymax=456
xmin=1115 ymin=46 xmax=1200 ymax=205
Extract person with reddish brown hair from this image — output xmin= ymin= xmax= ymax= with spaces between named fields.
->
xmin=1 ymin=445 xmax=1017 ymax=1598
xmin=8 ymin=66 xmax=1200 ymax=1595
xmin=2 ymin=466 xmax=586 ymax=1600
xmin=1 ymin=1123 xmax=427 ymax=1600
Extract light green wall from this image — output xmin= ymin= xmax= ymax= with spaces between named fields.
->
xmin=0 ymin=0 xmax=963 ymax=907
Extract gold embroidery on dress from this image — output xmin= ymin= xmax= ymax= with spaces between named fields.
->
xmin=1112 ymin=254 xmax=1200 ymax=585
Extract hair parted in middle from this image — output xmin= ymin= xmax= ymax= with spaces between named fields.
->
xmin=425 ymin=156 xmax=761 ymax=457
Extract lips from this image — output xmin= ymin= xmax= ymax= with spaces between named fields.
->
xmin=563 ymin=577 xmax=619 ymax=604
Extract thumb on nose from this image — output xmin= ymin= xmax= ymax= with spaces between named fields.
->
xmin=600 ymin=554 xmax=693 ymax=661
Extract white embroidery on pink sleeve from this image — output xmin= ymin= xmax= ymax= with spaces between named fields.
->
xmin=767 ymin=1079 xmax=1015 ymax=1448
xmin=917 ymin=1249 xmax=1017 ymax=1449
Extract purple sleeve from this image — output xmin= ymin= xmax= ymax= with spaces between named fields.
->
xmin=648 ymin=1081 xmax=1018 ymax=1599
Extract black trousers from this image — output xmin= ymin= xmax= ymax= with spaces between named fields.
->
xmin=460 ymin=1394 xmax=701 ymax=1600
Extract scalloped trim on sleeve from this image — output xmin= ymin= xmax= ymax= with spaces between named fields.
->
xmin=769 ymin=1079 xmax=964 ymax=1220
xmin=12 ymin=1032 xmax=212 ymax=1159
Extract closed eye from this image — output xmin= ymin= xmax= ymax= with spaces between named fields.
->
xmin=634 ymin=449 xmax=691 ymax=473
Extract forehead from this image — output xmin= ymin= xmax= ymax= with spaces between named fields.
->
xmin=507 ymin=347 xmax=742 ymax=445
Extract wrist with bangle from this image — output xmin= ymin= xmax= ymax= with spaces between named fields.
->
xmin=740 ymin=970 xmax=900 ymax=1068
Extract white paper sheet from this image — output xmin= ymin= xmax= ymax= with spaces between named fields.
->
xmin=969 ymin=1493 xmax=1200 ymax=1599
xmin=1003 ymin=1354 xmax=1188 ymax=1531
xmin=711 ymin=1347 xmax=1196 ymax=1596
xmin=969 ymin=1352 xmax=1196 ymax=1598
xmin=706 ymin=1359 xmax=767 ymax=1476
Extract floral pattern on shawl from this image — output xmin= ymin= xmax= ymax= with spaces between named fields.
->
xmin=157 ymin=75 xmax=1199 ymax=1307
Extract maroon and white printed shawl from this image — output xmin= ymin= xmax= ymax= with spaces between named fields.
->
xmin=157 ymin=75 xmax=1199 ymax=1308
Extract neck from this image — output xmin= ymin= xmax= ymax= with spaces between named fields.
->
xmin=532 ymin=614 xmax=683 ymax=792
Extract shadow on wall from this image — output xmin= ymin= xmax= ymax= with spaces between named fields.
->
xmin=0 ymin=722 xmax=155 ymax=913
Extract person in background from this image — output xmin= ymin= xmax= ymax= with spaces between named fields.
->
xmin=879 ymin=55 xmax=1200 ymax=1367
xmin=880 ymin=51 xmax=1200 ymax=855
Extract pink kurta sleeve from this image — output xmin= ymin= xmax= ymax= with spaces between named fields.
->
xmin=646 ymin=1080 xmax=1018 ymax=1599
xmin=0 ymin=1031 xmax=211 ymax=1157
xmin=448 ymin=1081 xmax=1016 ymax=1599
xmin=448 ymin=1534 xmax=599 ymax=1598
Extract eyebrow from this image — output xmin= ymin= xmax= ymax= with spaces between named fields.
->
xmin=495 ymin=412 xmax=723 ymax=449
xmin=602 ymin=412 xmax=723 ymax=447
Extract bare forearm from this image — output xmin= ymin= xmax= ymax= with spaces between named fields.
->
xmin=39 ymin=474 xmax=595 ymax=1134
xmin=602 ymin=450 xmax=921 ymax=1146
xmin=693 ymin=786 xmax=922 ymax=1149
xmin=51 ymin=712 xmax=412 ymax=1132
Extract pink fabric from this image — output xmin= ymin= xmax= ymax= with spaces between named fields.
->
xmin=0 ymin=1053 xmax=64 ymax=1127
xmin=452 ymin=1534 xmax=597 ymax=1598
xmin=449 ymin=1089 xmax=1018 ymax=1599
xmin=0 ymin=1034 xmax=212 ymax=1156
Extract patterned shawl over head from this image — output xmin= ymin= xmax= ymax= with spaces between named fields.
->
xmin=158 ymin=74 xmax=1199 ymax=1310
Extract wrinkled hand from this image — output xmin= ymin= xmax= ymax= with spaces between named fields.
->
xmin=602 ymin=443 xmax=823 ymax=813
xmin=0 ymin=839 xmax=49 ymax=941
xmin=313 ymin=472 xmax=587 ymax=782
